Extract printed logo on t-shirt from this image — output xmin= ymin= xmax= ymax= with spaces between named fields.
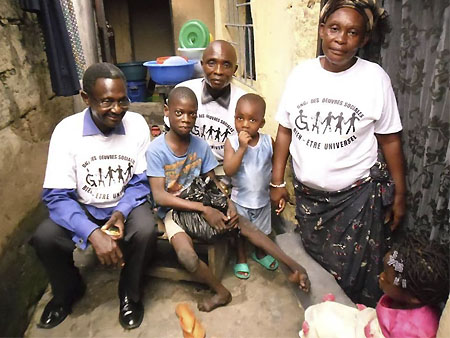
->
xmin=164 ymin=152 xmax=203 ymax=195
xmin=80 ymin=154 xmax=135 ymax=202
xmin=191 ymin=113 xmax=235 ymax=152
xmin=291 ymin=97 xmax=364 ymax=151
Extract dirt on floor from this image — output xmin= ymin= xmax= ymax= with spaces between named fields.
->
xmin=25 ymin=247 xmax=305 ymax=338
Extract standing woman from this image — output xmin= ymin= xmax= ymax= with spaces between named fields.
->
xmin=271 ymin=0 xmax=406 ymax=306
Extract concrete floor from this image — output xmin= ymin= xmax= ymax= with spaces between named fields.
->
xmin=25 ymin=247 xmax=304 ymax=338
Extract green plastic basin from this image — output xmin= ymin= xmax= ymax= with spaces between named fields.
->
xmin=179 ymin=19 xmax=210 ymax=48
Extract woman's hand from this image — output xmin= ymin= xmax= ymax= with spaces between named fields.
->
xmin=385 ymin=193 xmax=406 ymax=231
xmin=271 ymin=187 xmax=290 ymax=211
xmin=275 ymin=198 xmax=286 ymax=215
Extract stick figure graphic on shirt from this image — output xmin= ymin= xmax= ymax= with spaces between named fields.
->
xmin=335 ymin=112 xmax=345 ymax=135
xmin=116 ymin=165 xmax=124 ymax=183
xmin=221 ymin=128 xmax=232 ymax=142
xmin=106 ymin=166 xmax=116 ymax=185
xmin=322 ymin=112 xmax=335 ymax=134
xmin=215 ymin=127 xmax=222 ymax=141
xmin=294 ymin=109 xmax=309 ymax=131
xmin=311 ymin=112 xmax=321 ymax=134
xmin=205 ymin=125 xmax=215 ymax=139
xmin=86 ymin=169 xmax=97 ymax=187
xmin=345 ymin=113 xmax=360 ymax=134
xmin=200 ymin=125 xmax=206 ymax=138
xmin=124 ymin=162 xmax=133 ymax=180
xmin=98 ymin=168 xmax=105 ymax=186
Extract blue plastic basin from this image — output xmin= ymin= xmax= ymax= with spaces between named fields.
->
xmin=143 ymin=60 xmax=197 ymax=85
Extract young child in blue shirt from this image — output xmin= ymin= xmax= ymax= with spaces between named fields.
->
xmin=224 ymin=93 xmax=285 ymax=279
xmin=146 ymin=87 xmax=310 ymax=312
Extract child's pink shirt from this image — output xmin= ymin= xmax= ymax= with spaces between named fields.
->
xmin=376 ymin=295 xmax=440 ymax=338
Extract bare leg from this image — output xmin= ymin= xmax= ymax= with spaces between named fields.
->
xmin=238 ymin=216 xmax=310 ymax=292
xmin=171 ymin=232 xmax=232 ymax=311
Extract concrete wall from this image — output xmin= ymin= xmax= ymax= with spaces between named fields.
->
xmin=0 ymin=1 xmax=74 ymax=336
xmin=214 ymin=0 xmax=320 ymax=223
xmin=172 ymin=0 xmax=215 ymax=51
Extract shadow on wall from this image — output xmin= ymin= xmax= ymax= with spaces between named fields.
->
xmin=0 ymin=203 xmax=49 ymax=337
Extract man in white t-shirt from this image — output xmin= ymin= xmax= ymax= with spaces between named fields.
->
xmin=176 ymin=40 xmax=247 ymax=164
xmin=177 ymin=41 xmax=254 ymax=279
xmin=30 ymin=63 xmax=157 ymax=330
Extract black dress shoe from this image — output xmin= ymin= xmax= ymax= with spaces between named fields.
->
xmin=119 ymin=294 xmax=144 ymax=330
xmin=37 ymin=282 xmax=86 ymax=329
xmin=37 ymin=299 xmax=70 ymax=329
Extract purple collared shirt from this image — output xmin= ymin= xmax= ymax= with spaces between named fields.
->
xmin=42 ymin=109 xmax=150 ymax=249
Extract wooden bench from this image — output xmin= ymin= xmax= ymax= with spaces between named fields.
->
xmin=146 ymin=218 xmax=230 ymax=283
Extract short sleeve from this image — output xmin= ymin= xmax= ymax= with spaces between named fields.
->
xmin=275 ymin=69 xmax=297 ymax=129
xmin=43 ymin=121 xmax=77 ymax=189
xmin=145 ymin=139 xmax=166 ymax=177
xmin=134 ymin=114 xmax=151 ymax=174
xmin=374 ymin=71 xmax=403 ymax=134
xmin=199 ymin=138 xmax=218 ymax=174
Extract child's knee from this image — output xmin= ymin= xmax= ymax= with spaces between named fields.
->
xmin=176 ymin=248 xmax=199 ymax=273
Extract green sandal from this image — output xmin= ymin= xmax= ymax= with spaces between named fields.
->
xmin=234 ymin=263 xmax=250 ymax=279
xmin=251 ymin=252 xmax=279 ymax=271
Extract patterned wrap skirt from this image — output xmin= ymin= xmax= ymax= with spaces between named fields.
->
xmin=294 ymin=161 xmax=394 ymax=307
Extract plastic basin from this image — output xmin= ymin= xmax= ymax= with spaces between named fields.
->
xmin=143 ymin=60 xmax=197 ymax=85
xmin=116 ymin=62 xmax=147 ymax=81
xmin=179 ymin=19 xmax=210 ymax=48
xmin=178 ymin=47 xmax=206 ymax=60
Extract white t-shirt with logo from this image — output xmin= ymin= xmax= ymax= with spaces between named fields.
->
xmin=276 ymin=57 xmax=402 ymax=191
xmin=43 ymin=109 xmax=150 ymax=208
xmin=177 ymin=78 xmax=247 ymax=162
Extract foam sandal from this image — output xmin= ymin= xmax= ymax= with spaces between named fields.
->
xmin=251 ymin=252 xmax=279 ymax=271
xmin=233 ymin=263 xmax=250 ymax=279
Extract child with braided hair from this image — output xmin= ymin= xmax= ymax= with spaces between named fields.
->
xmin=299 ymin=232 xmax=449 ymax=338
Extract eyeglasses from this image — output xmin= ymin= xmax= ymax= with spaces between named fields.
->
xmin=92 ymin=97 xmax=131 ymax=109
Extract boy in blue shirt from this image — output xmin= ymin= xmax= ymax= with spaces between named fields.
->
xmin=146 ymin=87 xmax=310 ymax=312
xmin=224 ymin=93 xmax=284 ymax=279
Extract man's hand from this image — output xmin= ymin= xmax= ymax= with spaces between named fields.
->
xmin=101 ymin=211 xmax=125 ymax=240
xmin=88 ymin=228 xmax=124 ymax=268
xmin=201 ymin=206 xmax=229 ymax=232
xmin=238 ymin=131 xmax=252 ymax=150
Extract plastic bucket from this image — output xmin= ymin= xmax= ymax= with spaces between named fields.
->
xmin=117 ymin=62 xmax=147 ymax=82
xmin=127 ymin=80 xmax=147 ymax=102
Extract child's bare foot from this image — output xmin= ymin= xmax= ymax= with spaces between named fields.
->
xmin=288 ymin=269 xmax=310 ymax=292
xmin=197 ymin=290 xmax=232 ymax=312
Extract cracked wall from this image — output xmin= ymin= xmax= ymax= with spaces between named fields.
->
xmin=0 ymin=1 xmax=73 ymax=256
xmin=0 ymin=2 xmax=74 ymax=336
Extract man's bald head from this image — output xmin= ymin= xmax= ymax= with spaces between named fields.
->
xmin=201 ymin=40 xmax=238 ymax=91
xmin=202 ymin=40 xmax=237 ymax=65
